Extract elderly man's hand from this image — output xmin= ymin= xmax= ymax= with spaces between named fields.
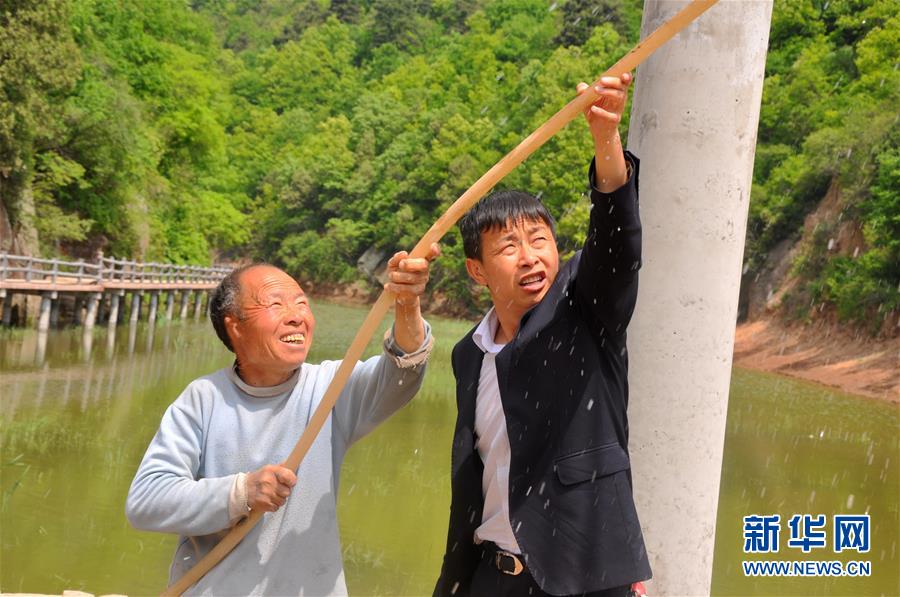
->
xmin=384 ymin=243 xmax=441 ymax=304
xmin=246 ymin=464 xmax=297 ymax=513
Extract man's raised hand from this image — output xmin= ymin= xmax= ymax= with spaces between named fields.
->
xmin=384 ymin=242 xmax=441 ymax=305
xmin=577 ymin=73 xmax=633 ymax=192
xmin=577 ymin=72 xmax=632 ymax=141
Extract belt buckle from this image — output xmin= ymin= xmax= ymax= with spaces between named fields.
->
xmin=495 ymin=550 xmax=524 ymax=576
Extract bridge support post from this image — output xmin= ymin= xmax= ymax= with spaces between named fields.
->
xmin=165 ymin=291 xmax=175 ymax=321
xmin=49 ymin=295 xmax=61 ymax=328
xmin=179 ymin=291 xmax=190 ymax=319
xmin=129 ymin=292 xmax=143 ymax=324
xmin=37 ymin=292 xmax=56 ymax=332
xmin=73 ymin=295 xmax=85 ymax=326
xmin=107 ymin=291 xmax=123 ymax=331
xmin=1 ymin=290 xmax=11 ymax=327
xmin=21 ymin=296 xmax=32 ymax=326
xmin=96 ymin=294 xmax=106 ymax=325
xmin=148 ymin=291 xmax=160 ymax=326
xmin=128 ymin=317 xmax=137 ymax=355
xmin=193 ymin=291 xmax=204 ymax=320
xmin=83 ymin=292 xmax=101 ymax=332
xmin=35 ymin=329 xmax=48 ymax=366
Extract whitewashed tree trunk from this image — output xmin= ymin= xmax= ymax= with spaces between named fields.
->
xmin=626 ymin=1 xmax=773 ymax=594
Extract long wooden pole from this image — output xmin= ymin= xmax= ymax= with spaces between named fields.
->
xmin=163 ymin=1 xmax=719 ymax=593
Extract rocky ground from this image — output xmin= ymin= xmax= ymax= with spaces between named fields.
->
xmin=733 ymin=317 xmax=899 ymax=402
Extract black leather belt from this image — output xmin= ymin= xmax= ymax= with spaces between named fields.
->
xmin=481 ymin=542 xmax=525 ymax=576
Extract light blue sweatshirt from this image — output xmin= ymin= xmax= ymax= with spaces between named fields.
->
xmin=126 ymin=326 xmax=431 ymax=595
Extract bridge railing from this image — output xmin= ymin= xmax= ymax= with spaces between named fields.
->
xmin=99 ymin=257 xmax=232 ymax=284
xmin=0 ymin=253 xmax=232 ymax=286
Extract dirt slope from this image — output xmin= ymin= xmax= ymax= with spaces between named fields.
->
xmin=733 ymin=317 xmax=899 ymax=402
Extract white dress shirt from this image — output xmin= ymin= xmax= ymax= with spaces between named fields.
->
xmin=471 ymin=308 xmax=522 ymax=553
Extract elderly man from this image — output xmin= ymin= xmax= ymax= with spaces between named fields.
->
xmin=126 ymin=245 xmax=439 ymax=595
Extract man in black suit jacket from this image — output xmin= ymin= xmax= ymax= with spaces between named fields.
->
xmin=434 ymin=73 xmax=652 ymax=597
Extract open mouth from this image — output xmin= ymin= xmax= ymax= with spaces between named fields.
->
xmin=279 ymin=333 xmax=306 ymax=345
xmin=519 ymin=272 xmax=546 ymax=291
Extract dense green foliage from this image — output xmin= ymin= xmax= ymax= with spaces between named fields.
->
xmin=1 ymin=0 xmax=896 ymax=327
xmin=2 ymin=0 xmax=250 ymax=260
xmin=749 ymin=0 xmax=898 ymax=330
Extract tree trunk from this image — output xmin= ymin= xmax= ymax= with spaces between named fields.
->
xmin=626 ymin=1 xmax=773 ymax=594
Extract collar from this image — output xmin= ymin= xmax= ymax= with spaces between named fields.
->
xmin=472 ymin=308 xmax=506 ymax=355
xmin=228 ymin=362 xmax=301 ymax=398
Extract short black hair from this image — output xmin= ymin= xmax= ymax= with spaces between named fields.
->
xmin=459 ymin=190 xmax=556 ymax=259
xmin=209 ymin=263 xmax=269 ymax=352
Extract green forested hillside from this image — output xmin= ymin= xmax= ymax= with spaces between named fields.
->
xmin=749 ymin=0 xmax=898 ymax=332
xmin=1 ymin=0 xmax=896 ymax=328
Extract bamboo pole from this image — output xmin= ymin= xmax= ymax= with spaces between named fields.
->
xmin=163 ymin=1 xmax=719 ymax=593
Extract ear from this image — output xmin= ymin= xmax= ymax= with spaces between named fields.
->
xmin=465 ymin=258 xmax=488 ymax=286
xmin=224 ymin=314 xmax=241 ymax=344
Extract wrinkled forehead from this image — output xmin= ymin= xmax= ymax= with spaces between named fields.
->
xmin=238 ymin=265 xmax=305 ymax=302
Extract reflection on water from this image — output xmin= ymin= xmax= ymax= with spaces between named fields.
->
xmin=1 ymin=318 xmax=232 ymax=594
xmin=0 ymin=304 xmax=897 ymax=596
xmin=712 ymin=369 xmax=898 ymax=596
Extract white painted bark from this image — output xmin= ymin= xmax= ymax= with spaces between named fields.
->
xmin=626 ymin=2 xmax=773 ymax=594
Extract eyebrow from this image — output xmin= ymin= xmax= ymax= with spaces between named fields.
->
xmin=265 ymin=290 xmax=307 ymax=301
xmin=498 ymin=224 xmax=547 ymax=242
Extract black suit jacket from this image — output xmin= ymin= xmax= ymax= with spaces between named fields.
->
xmin=434 ymin=153 xmax=652 ymax=596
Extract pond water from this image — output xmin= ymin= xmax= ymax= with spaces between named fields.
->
xmin=0 ymin=302 xmax=896 ymax=595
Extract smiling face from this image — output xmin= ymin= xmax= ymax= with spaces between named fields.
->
xmin=225 ymin=265 xmax=316 ymax=386
xmin=466 ymin=217 xmax=560 ymax=338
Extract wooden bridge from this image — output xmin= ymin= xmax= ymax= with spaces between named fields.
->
xmin=0 ymin=253 xmax=232 ymax=332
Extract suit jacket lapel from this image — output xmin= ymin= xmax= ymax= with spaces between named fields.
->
xmin=455 ymin=336 xmax=484 ymax=435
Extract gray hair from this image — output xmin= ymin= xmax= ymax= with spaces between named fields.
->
xmin=209 ymin=263 xmax=268 ymax=352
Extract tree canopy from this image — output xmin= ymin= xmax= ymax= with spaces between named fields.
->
xmin=1 ymin=0 xmax=895 ymax=329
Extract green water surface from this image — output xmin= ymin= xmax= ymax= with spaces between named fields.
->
xmin=0 ymin=302 xmax=896 ymax=595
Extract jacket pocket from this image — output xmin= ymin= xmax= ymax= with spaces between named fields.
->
xmin=554 ymin=442 xmax=630 ymax=486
